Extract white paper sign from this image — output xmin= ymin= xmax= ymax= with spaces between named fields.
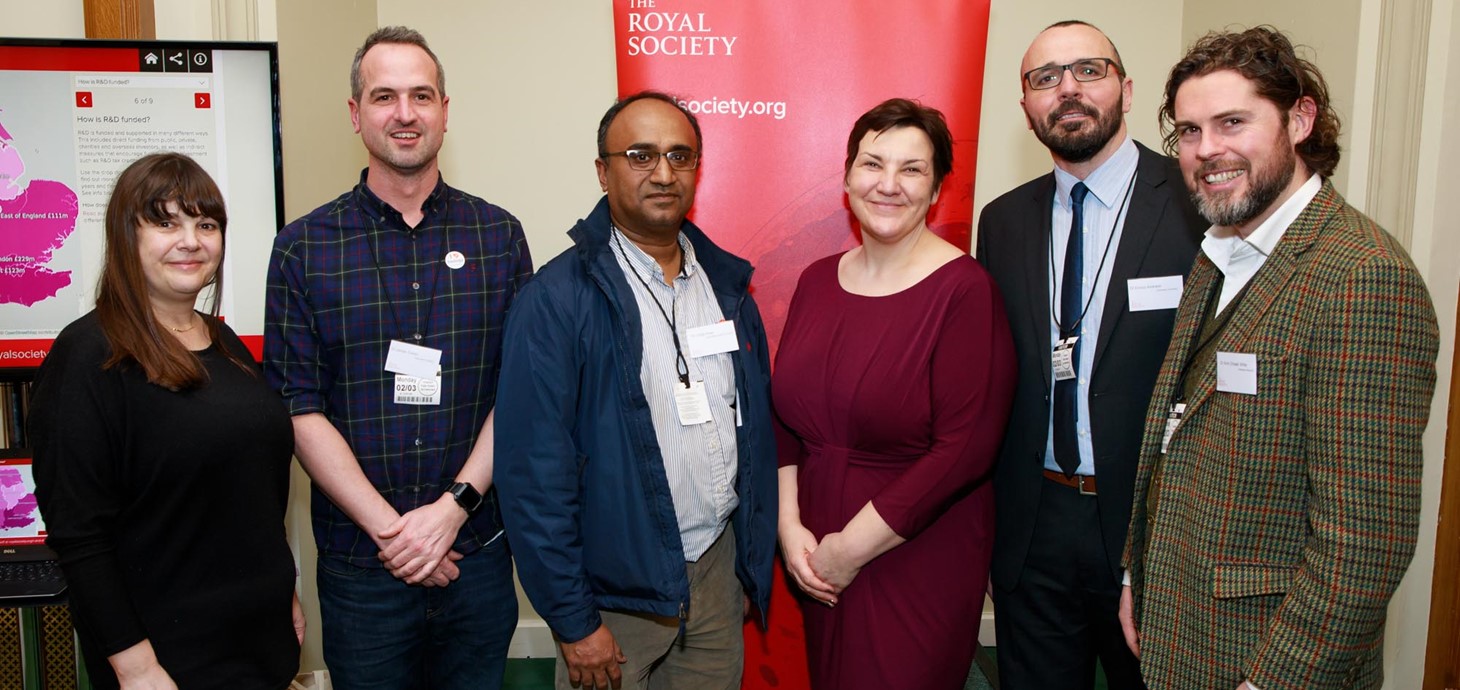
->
xmin=1215 ymin=352 xmax=1258 ymax=395
xmin=687 ymin=320 xmax=739 ymax=358
xmin=384 ymin=340 xmax=443 ymax=379
xmin=1128 ymin=275 xmax=1184 ymax=312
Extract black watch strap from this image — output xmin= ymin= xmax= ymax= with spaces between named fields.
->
xmin=447 ymin=482 xmax=484 ymax=517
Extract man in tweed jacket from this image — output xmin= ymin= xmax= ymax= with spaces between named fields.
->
xmin=1118 ymin=27 xmax=1439 ymax=690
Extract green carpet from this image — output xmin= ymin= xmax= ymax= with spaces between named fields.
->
xmin=504 ymin=658 xmax=555 ymax=690
xmin=502 ymin=648 xmax=1109 ymax=689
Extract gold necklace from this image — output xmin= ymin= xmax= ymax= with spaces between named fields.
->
xmin=164 ymin=314 xmax=199 ymax=333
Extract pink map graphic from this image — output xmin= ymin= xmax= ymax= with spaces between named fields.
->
xmin=0 ymin=111 xmax=79 ymax=306
xmin=0 ymin=467 xmax=40 ymax=531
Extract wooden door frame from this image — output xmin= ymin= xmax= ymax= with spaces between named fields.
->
xmin=82 ymin=0 xmax=155 ymax=40
xmin=1424 ymin=296 xmax=1460 ymax=689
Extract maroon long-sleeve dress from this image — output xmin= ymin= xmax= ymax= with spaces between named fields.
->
xmin=773 ymin=253 xmax=1017 ymax=690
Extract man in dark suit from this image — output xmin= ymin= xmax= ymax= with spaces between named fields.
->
xmin=975 ymin=20 xmax=1203 ymax=690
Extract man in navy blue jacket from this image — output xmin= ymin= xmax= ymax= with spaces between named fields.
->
xmin=495 ymin=91 xmax=776 ymax=690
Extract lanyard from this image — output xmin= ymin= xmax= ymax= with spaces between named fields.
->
xmin=366 ymin=221 xmax=444 ymax=344
xmin=612 ymin=229 xmax=692 ymax=389
xmin=1049 ymin=169 xmax=1137 ymax=335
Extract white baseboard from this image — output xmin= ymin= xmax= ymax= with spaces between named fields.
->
xmin=507 ymin=610 xmax=998 ymax=659
xmin=979 ymin=610 xmax=997 ymax=647
xmin=508 ymin=618 xmax=557 ymax=658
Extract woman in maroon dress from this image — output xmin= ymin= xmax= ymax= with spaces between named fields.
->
xmin=774 ymin=98 xmax=1017 ymax=689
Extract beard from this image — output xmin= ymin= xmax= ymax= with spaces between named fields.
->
xmin=1031 ymin=95 xmax=1124 ymax=163
xmin=1189 ymin=138 xmax=1296 ymax=228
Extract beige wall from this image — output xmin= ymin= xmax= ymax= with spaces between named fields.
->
xmin=1180 ymin=0 xmax=1363 ymax=195
xmin=273 ymin=0 xmax=380 ymax=671
xmin=375 ymin=0 xmax=617 ymax=266
xmin=0 ymin=0 xmax=84 ymax=37
xmin=973 ymin=1 xmax=1190 ymax=218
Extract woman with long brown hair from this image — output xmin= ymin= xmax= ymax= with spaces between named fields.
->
xmin=29 ymin=152 xmax=302 ymax=689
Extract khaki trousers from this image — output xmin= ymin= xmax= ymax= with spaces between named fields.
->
xmin=556 ymin=526 xmax=743 ymax=690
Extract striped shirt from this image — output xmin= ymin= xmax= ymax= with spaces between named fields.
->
xmin=264 ymin=171 xmax=532 ymax=565
xmin=609 ymin=227 xmax=738 ymax=561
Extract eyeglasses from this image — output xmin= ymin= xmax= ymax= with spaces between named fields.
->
xmin=601 ymin=149 xmax=700 ymax=171
xmin=1023 ymin=58 xmax=1121 ymax=90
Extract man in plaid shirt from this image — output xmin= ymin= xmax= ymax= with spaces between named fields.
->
xmin=263 ymin=26 xmax=531 ymax=689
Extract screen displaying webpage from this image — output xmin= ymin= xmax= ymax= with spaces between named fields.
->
xmin=0 ymin=40 xmax=282 ymax=366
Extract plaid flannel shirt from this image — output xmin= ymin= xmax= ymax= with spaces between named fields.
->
xmin=264 ymin=171 xmax=532 ymax=565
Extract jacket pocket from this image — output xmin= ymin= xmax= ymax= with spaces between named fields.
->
xmin=1211 ymin=562 xmax=1294 ymax=599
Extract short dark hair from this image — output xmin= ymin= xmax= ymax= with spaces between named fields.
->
xmin=596 ymin=90 xmax=703 ymax=158
xmin=843 ymin=98 xmax=955 ymax=191
xmin=1160 ymin=26 xmax=1341 ymax=178
xmin=351 ymin=26 xmax=446 ymax=102
xmin=1041 ymin=20 xmax=1126 ymax=76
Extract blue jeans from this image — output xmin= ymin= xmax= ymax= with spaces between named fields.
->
xmin=318 ymin=538 xmax=517 ymax=690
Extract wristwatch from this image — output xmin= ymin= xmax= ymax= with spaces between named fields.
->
xmin=447 ymin=482 xmax=484 ymax=517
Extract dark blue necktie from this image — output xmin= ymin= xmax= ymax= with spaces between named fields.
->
xmin=1054 ymin=182 xmax=1089 ymax=477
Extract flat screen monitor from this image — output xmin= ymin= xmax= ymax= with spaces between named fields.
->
xmin=0 ymin=38 xmax=283 ymax=366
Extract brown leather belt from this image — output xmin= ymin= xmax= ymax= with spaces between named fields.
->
xmin=1043 ymin=469 xmax=1098 ymax=496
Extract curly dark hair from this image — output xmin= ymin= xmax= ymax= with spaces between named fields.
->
xmin=1159 ymin=26 xmax=1341 ymax=178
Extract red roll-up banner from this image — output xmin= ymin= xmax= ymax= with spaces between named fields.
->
xmin=612 ymin=3 xmax=990 ymax=687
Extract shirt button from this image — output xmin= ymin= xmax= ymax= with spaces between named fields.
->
xmin=413 ymin=333 xmax=423 ymax=341
xmin=414 ymin=438 xmax=423 ymax=447
xmin=412 ymin=282 xmax=421 ymax=290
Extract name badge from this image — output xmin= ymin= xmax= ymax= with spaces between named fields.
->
xmin=687 ymin=320 xmax=739 ymax=358
xmin=1216 ymin=352 xmax=1258 ymax=395
xmin=385 ymin=340 xmax=443 ymax=379
xmin=1161 ymin=402 xmax=1187 ymax=455
xmin=394 ymin=372 xmax=443 ymax=406
xmin=1053 ymin=336 xmax=1078 ymax=381
xmin=1128 ymin=275 xmax=1183 ymax=312
xmin=674 ymin=379 xmax=713 ymax=426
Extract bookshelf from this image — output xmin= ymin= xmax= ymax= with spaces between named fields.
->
xmin=1 ymin=372 xmax=90 ymax=690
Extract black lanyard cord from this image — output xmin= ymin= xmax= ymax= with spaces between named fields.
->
xmin=365 ymin=223 xmax=444 ymax=345
xmin=1048 ymin=168 xmax=1137 ymax=335
xmin=612 ymin=229 xmax=691 ymax=389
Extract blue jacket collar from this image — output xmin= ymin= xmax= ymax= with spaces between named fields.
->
xmin=569 ymin=196 xmax=754 ymax=300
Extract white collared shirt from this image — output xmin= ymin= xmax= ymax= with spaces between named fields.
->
xmin=1200 ymin=174 xmax=1322 ymax=312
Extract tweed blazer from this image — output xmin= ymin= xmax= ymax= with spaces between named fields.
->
xmin=1123 ymin=180 xmax=1439 ymax=690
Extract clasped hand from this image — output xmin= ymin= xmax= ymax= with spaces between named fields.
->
xmin=376 ymin=495 xmax=467 ymax=586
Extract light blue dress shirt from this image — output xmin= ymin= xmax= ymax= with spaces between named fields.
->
xmin=1044 ymin=136 xmax=1139 ymax=476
